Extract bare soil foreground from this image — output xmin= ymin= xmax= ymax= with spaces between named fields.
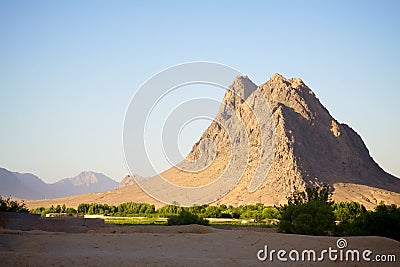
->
xmin=1 ymin=225 xmax=399 ymax=267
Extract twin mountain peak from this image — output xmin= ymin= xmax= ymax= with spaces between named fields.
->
xmin=178 ymin=73 xmax=400 ymax=208
xmin=121 ymin=73 xmax=399 ymax=209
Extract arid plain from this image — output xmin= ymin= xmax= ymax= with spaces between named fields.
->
xmin=1 ymin=225 xmax=399 ymax=267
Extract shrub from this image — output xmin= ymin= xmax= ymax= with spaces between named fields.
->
xmin=0 ymin=196 xmax=28 ymax=213
xmin=167 ymin=209 xmax=209 ymax=226
xmin=355 ymin=204 xmax=400 ymax=241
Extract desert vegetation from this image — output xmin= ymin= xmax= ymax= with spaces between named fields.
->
xmin=0 ymin=196 xmax=28 ymax=213
xmin=24 ymin=185 xmax=400 ymax=241
xmin=167 ymin=209 xmax=209 ymax=226
xmin=29 ymin=202 xmax=280 ymax=223
xmin=277 ymin=185 xmax=400 ymax=241
xmin=277 ymin=185 xmax=335 ymax=236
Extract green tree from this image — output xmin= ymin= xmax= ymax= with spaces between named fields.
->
xmin=77 ymin=203 xmax=90 ymax=214
xmin=167 ymin=209 xmax=209 ymax=226
xmin=188 ymin=205 xmax=206 ymax=216
xmin=0 ymin=196 xmax=28 ymax=213
xmin=287 ymin=184 xmax=332 ymax=205
xmin=65 ymin=207 xmax=77 ymax=215
xmin=278 ymin=184 xmax=335 ymax=235
xmin=279 ymin=200 xmax=335 ymax=235
xmin=356 ymin=204 xmax=400 ymax=241
xmin=332 ymin=202 xmax=366 ymax=223
xmin=262 ymin=206 xmax=280 ymax=219
xmin=157 ymin=204 xmax=182 ymax=217
xmin=55 ymin=205 xmax=61 ymax=213
xmin=30 ymin=207 xmax=45 ymax=215
xmin=204 ymin=205 xmax=221 ymax=218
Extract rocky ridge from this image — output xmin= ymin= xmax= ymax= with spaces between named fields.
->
xmin=162 ymin=73 xmax=400 ymax=207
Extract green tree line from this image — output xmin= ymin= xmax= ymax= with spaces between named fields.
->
xmin=26 ymin=184 xmax=400 ymax=241
xmin=30 ymin=201 xmax=280 ymax=221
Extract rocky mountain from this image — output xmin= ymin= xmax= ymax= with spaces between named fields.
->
xmin=0 ymin=168 xmax=43 ymax=200
xmin=142 ymin=73 xmax=399 ymax=207
xmin=0 ymin=168 xmax=118 ymax=199
xmin=172 ymin=73 xmax=400 ymax=207
xmin=51 ymin=171 xmax=119 ymax=197
xmin=12 ymin=172 xmax=48 ymax=194
xmin=25 ymin=73 xmax=400 ymax=210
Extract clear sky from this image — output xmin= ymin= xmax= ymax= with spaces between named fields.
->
xmin=1 ymin=0 xmax=399 ymax=182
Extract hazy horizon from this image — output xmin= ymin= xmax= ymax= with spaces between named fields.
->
xmin=1 ymin=1 xmax=399 ymax=183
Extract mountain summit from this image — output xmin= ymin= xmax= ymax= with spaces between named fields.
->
xmin=25 ymin=73 xmax=400 ymax=209
xmin=54 ymin=171 xmax=118 ymax=196
xmin=157 ymin=73 xmax=400 ymax=207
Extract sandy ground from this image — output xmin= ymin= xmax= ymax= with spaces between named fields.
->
xmin=0 ymin=225 xmax=399 ymax=267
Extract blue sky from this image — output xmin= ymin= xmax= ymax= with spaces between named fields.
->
xmin=0 ymin=0 xmax=399 ymax=182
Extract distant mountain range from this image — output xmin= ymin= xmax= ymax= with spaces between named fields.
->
xmin=0 ymin=168 xmax=119 ymax=200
